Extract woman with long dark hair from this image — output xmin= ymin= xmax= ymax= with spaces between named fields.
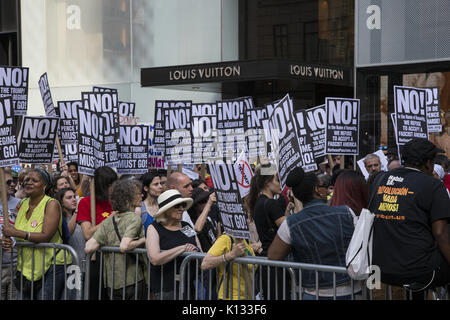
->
xmin=55 ymin=188 xmax=86 ymax=271
xmin=76 ymin=166 xmax=117 ymax=300
xmin=139 ymin=171 xmax=163 ymax=235
xmin=245 ymin=165 xmax=293 ymax=300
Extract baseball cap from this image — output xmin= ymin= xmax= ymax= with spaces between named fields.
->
xmin=401 ymin=138 xmax=444 ymax=164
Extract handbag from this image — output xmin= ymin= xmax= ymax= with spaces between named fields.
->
xmin=345 ymin=208 xmax=375 ymax=280
xmin=345 ymin=172 xmax=385 ymax=280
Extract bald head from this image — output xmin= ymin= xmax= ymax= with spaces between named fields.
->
xmin=167 ymin=172 xmax=193 ymax=198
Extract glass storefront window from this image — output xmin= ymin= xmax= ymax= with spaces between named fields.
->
xmin=239 ymin=0 xmax=354 ymax=66
xmin=357 ymin=65 xmax=450 ymax=158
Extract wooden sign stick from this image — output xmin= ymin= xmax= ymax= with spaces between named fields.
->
xmin=0 ymin=168 xmax=10 ymax=227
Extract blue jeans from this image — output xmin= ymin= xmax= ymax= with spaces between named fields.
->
xmin=17 ymin=265 xmax=67 ymax=300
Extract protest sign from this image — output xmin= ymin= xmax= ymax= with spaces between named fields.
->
xmin=38 ymin=73 xmax=58 ymax=117
xmin=394 ymin=86 xmax=428 ymax=146
xmin=147 ymin=123 xmax=165 ymax=169
xmin=259 ymin=99 xmax=282 ymax=163
xmin=357 ymin=150 xmax=388 ymax=180
xmin=153 ymin=101 xmax=166 ymax=155
xmin=58 ymin=100 xmax=81 ymax=145
xmin=425 ymin=87 xmax=442 ymax=133
xmin=0 ymin=66 xmax=29 ymax=116
xmin=163 ymin=100 xmax=192 ymax=165
xmin=77 ymin=108 xmax=105 ymax=176
xmin=233 ymin=151 xmax=254 ymax=199
xmin=268 ymin=94 xmax=304 ymax=189
xmin=209 ymin=160 xmax=250 ymax=239
xmin=18 ymin=116 xmax=59 ymax=164
xmin=118 ymin=102 xmax=136 ymax=117
xmin=64 ymin=143 xmax=78 ymax=162
xmin=325 ymin=97 xmax=360 ymax=155
xmin=302 ymin=105 xmax=326 ymax=158
xmin=118 ymin=125 xmax=149 ymax=174
xmin=0 ymin=97 xmax=19 ymax=167
xmin=92 ymin=86 xmax=117 ymax=93
xmin=217 ymin=97 xmax=247 ymax=163
xmin=246 ymin=107 xmax=268 ymax=162
xmin=294 ymin=109 xmax=318 ymax=172
xmin=191 ymin=103 xmax=218 ymax=164
xmin=81 ymin=91 xmax=119 ymax=167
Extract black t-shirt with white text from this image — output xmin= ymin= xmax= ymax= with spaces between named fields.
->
xmin=369 ymin=167 xmax=450 ymax=280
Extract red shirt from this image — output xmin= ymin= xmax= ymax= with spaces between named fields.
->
xmin=444 ymin=174 xmax=450 ymax=193
xmin=76 ymin=195 xmax=112 ymax=226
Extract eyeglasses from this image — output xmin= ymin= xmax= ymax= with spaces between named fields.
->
xmin=6 ymin=179 xmax=15 ymax=185
xmin=173 ymin=203 xmax=186 ymax=209
xmin=378 ymin=146 xmax=388 ymax=150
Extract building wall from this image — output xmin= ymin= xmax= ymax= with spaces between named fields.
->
xmin=20 ymin=0 xmax=239 ymax=123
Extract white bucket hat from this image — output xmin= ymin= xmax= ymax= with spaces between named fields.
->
xmin=154 ymin=189 xmax=193 ymax=218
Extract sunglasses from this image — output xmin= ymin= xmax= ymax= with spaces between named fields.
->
xmin=173 ymin=203 xmax=186 ymax=209
xmin=6 ymin=179 xmax=15 ymax=185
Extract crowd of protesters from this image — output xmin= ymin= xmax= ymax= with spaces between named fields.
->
xmin=0 ymin=138 xmax=449 ymax=300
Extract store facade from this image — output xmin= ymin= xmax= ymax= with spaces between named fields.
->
xmin=356 ymin=0 xmax=450 ymax=157
xmin=2 ymin=0 xmax=354 ymax=125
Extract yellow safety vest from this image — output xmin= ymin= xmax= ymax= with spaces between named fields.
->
xmin=15 ymin=195 xmax=72 ymax=281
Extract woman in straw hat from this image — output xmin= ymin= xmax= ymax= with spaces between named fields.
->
xmin=146 ymin=189 xmax=201 ymax=300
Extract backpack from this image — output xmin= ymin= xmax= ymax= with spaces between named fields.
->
xmin=59 ymin=217 xmax=71 ymax=244
xmin=345 ymin=172 xmax=385 ymax=280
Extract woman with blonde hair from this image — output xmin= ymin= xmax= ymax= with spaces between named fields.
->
xmin=146 ymin=189 xmax=201 ymax=300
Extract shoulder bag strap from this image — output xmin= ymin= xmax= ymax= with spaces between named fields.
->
xmin=112 ymin=216 xmax=122 ymax=242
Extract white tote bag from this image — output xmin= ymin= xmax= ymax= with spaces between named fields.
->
xmin=345 ymin=208 xmax=375 ymax=280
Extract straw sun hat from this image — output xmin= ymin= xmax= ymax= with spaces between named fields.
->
xmin=154 ymin=189 xmax=193 ymax=218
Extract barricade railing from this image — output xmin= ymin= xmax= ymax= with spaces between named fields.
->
xmin=79 ymin=246 xmax=448 ymax=301
xmin=178 ymin=252 xmax=360 ymax=300
xmin=0 ymin=242 xmax=82 ymax=300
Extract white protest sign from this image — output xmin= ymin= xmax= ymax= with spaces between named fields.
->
xmin=58 ymin=100 xmax=81 ymax=145
xmin=118 ymin=102 xmax=136 ymax=117
xmin=118 ymin=125 xmax=149 ymax=174
xmin=0 ymin=97 xmax=19 ymax=167
xmin=268 ymin=94 xmax=303 ymax=189
xmin=233 ymin=151 xmax=254 ymax=199
xmin=18 ymin=116 xmax=59 ymax=164
xmin=294 ymin=109 xmax=318 ymax=172
xmin=325 ymin=97 xmax=360 ymax=155
xmin=246 ymin=107 xmax=268 ymax=162
xmin=153 ymin=101 xmax=166 ymax=155
xmin=147 ymin=123 xmax=165 ymax=169
xmin=191 ymin=103 xmax=218 ymax=164
xmin=425 ymin=87 xmax=442 ymax=133
xmin=303 ymin=104 xmax=326 ymax=158
xmin=0 ymin=66 xmax=29 ymax=116
xmin=394 ymin=86 xmax=428 ymax=146
xmin=38 ymin=73 xmax=58 ymax=117
xmin=163 ymin=101 xmax=192 ymax=165
xmin=357 ymin=150 xmax=388 ymax=180
xmin=77 ymin=108 xmax=105 ymax=176
xmin=81 ymin=91 xmax=119 ymax=167
xmin=217 ymin=97 xmax=247 ymax=163
xmin=209 ymin=160 xmax=250 ymax=239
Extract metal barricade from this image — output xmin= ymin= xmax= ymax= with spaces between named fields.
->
xmin=83 ymin=247 xmax=448 ymax=301
xmin=0 ymin=242 xmax=82 ymax=300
